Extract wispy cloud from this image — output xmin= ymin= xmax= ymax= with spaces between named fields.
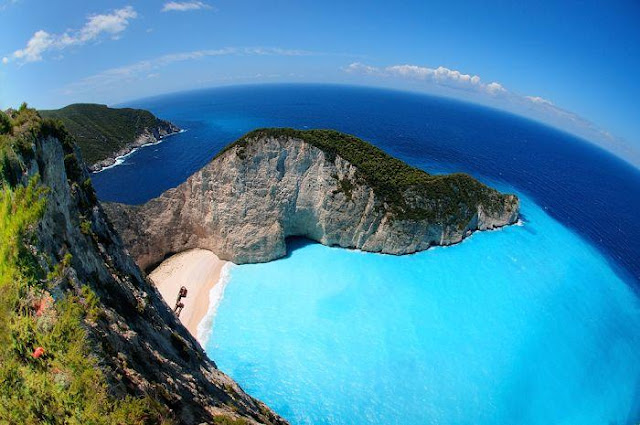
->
xmin=344 ymin=61 xmax=589 ymax=123
xmin=0 ymin=0 xmax=19 ymax=12
xmin=344 ymin=61 xmax=632 ymax=160
xmin=3 ymin=6 xmax=137 ymax=63
xmin=525 ymin=95 xmax=553 ymax=106
xmin=62 ymin=47 xmax=317 ymax=95
xmin=161 ymin=1 xmax=212 ymax=12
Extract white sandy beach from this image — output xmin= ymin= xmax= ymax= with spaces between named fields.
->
xmin=149 ymin=248 xmax=228 ymax=338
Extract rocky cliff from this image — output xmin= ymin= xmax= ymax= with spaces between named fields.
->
xmin=105 ymin=129 xmax=519 ymax=270
xmin=0 ymin=109 xmax=284 ymax=424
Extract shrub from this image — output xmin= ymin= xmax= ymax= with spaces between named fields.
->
xmin=0 ymin=110 xmax=11 ymax=135
xmin=0 ymin=176 xmax=172 ymax=424
xmin=212 ymin=416 xmax=249 ymax=425
xmin=80 ymin=219 xmax=92 ymax=236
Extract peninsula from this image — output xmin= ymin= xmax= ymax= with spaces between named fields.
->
xmin=40 ymin=103 xmax=180 ymax=172
xmin=105 ymin=128 xmax=519 ymax=270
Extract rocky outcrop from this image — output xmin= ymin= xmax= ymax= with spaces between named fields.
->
xmin=16 ymin=126 xmax=285 ymax=424
xmin=105 ymin=130 xmax=519 ymax=270
xmin=90 ymin=123 xmax=181 ymax=172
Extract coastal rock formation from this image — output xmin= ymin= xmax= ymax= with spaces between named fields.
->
xmin=105 ymin=129 xmax=519 ymax=269
xmin=2 ymin=113 xmax=285 ymax=424
xmin=89 ymin=123 xmax=180 ymax=172
xmin=40 ymin=103 xmax=181 ymax=172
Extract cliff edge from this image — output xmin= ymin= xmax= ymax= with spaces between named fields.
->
xmin=0 ymin=107 xmax=284 ymax=424
xmin=105 ymin=129 xmax=519 ymax=270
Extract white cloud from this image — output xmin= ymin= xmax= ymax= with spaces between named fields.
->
xmin=6 ymin=6 xmax=137 ymax=63
xmin=525 ymin=95 xmax=554 ymax=106
xmin=344 ymin=62 xmax=378 ymax=75
xmin=76 ymin=6 xmax=137 ymax=42
xmin=345 ymin=62 xmax=506 ymax=96
xmin=485 ymin=81 xmax=506 ymax=95
xmin=162 ymin=1 xmax=211 ymax=12
xmin=12 ymin=30 xmax=54 ymax=62
xmin=1 ymin=57 xmax=8 ymax=64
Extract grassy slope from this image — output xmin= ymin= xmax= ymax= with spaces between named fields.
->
xmin=222 ymin=128 xmax=515 ymax=223
xmin=0 ymin=106 xmax=173 ymax=424
xmin=40 ymin=104 xmax=172 ymax=165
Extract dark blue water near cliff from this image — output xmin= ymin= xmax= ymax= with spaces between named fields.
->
xmin=93 ymin=84 xmax=640 ymax=285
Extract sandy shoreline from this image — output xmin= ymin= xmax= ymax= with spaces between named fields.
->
xmin=149 ymin=248 xmax=228 ymax=339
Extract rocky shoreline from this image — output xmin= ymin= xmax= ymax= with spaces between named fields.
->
xmin=90 ymin=125 xmax=182 ymax=172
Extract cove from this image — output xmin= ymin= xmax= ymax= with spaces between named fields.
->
xmin=205 ymin=192 xmax=640 ymax=425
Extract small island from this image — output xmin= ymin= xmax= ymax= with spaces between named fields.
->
xmin=40 ymin=103 xmax=180 ymax=172
xmin=105 ymin=128 xmax=519 ymax=269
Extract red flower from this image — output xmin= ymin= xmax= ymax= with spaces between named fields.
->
xmin=32 ymin=347 xmax=45 ymax=359
xmin=35 ymin=301 xmax=46 ymax=317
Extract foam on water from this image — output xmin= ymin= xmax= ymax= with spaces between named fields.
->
xmin=205 ymin=192 xmax=640 ymax=425
xmin=92 ymin=129 xmax=186 ymax=173
xmin=196 ymin=262 xmax=234 ymax=345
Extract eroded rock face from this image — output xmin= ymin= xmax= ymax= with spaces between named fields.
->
xmin=105 ymin=134 xmax=519 ymax=270
xmin=25 ymin=135 xmax=286 ymax=425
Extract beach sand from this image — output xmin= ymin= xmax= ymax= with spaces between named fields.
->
xmin=149 ymin=248 xmax=227 ymax=338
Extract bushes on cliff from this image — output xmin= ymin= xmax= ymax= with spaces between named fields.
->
xmin=0 ymin=109 xmax=173 ymax=424
xmin=227 ymin=128 xmax=513 ymax=223
xmin=0 ymin=111 xmax=11 ymax=135
xmin=0 ymin=179 xmax=173 ymax=424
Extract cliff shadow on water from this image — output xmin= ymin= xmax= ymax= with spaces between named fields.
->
xmin=283 ymin=236 xmax=320 ymax=259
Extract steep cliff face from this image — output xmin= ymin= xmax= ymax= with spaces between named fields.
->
xmin=105 ymin=130 xmax=519 ymax=270
xmin=3 ymin=115 xmax=284 ymax=424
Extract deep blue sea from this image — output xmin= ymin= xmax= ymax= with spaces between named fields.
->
xmin=93 ymin=84 xmax=640 ymax=424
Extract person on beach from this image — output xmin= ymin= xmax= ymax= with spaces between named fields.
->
xmin=174 ymin=286 xmax=188 ymax=316
xmin=175 ymin=302 xmax=185 ymax=317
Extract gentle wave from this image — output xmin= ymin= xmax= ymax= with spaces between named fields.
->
xmin=196 ymin=262 xmax=234 ymax=346
xmin=92 ymin=129 xmax=187 ymax=174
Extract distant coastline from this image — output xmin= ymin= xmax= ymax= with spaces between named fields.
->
xmin=91 ymin=129 xmax=185 ymax=173
xmin=40 ymin=103 xmax=182 ymax=174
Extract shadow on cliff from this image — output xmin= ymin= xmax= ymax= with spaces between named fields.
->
xmin=283 ymin=236 xmax=319 ymax=259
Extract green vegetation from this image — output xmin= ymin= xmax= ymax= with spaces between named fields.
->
xmin=0 ymin=107 xmax=172 ymax=424
xmin=40 ymin=104 xmax=175 ymax=165
xmin=212 ymin=416 xmax=249 ymax=425
xmin=333 ymin=176 xmax=355 ymax=201
xmin=223 ymin=128 xmax=514 ymax=223
xmin=0 ymin=111 xmax=11 ymax=134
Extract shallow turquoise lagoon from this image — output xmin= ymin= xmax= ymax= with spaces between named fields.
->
xmin=205 ymin=193 xmax=640 ymax=425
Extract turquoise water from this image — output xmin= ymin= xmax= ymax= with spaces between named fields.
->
xmin=95 ymin=85 xmax=640 ymax=423
xmin=206 ymin=192 xmax=640 ymax=425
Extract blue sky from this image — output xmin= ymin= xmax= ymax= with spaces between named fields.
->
xmin=1 ymin=0 xmax=639 ymax=166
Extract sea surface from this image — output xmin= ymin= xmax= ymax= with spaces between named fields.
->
xmin=93 ymin=84 xmax=640 ymax=424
